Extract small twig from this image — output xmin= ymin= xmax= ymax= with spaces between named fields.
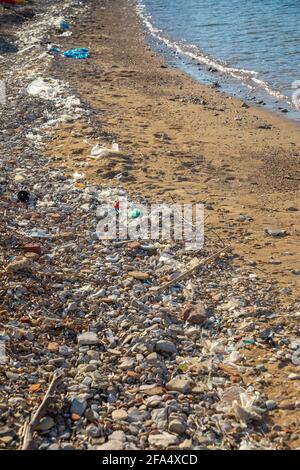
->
xmin=22 ymin=371 xmax=63 ymax=450
xmin=152 ymin=247 xmax=228 ymax=294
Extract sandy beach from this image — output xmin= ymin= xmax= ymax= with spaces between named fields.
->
xmin=0 ymin=0 xmax=300 ymax=451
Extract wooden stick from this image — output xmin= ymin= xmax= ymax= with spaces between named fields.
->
xmin=22 ymin=371 xmax=63 ymax=450
xmin=152 ymin=247 xmax=228 ymax=294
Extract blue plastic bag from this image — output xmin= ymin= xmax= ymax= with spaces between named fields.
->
xmin=63 ymin=48 xmax=90 ymax=59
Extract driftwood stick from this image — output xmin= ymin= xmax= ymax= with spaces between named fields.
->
xmin=22 ymin=371 xmax=63 ymax=450
xmin=152 ymin=247 xmax=228 ymax=294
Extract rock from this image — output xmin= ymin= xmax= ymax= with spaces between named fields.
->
xmin=155 ymin=340 xmax=177 ymax=355
xmin=54 ymin=231 xmax=73 ymax=240
xmin=87 ymin=424 xmax=102 ymax=438
xmin=0 ymin=435 xmax=14 ymax=444
xmin=112 ymin=409 xmax=128 ymax=421
xmin=5 ymin=371 xmax=20 ymax=381
xmin=128 ymin=271 xmax=150 ymax=280
xmin=148 ymin=431 xmax=178 ymax=448
xmin=48 ymin=444 xmax=60 ymax=450
xmin=166 ymin=377 xmax=191 ymax=394
xmin=127 ymin=241 xmax=141 ymax=250
xmin=179 ymin=439 xmax=193 ymax=449
xmin=182 ymin=301 xmax=207 ymax=324
xmin=59 ymin=345 xmax=73 ymax=356
xmin=82 ymin=376 xmax=93 ymax=386
xmin=36 ymin=416 xmax=55 ymax=431
xmin=48 ymin=342 xmax=59 ymax=353
xmin=67 ymin=302 xmax=78 ymax=312
xmin=168 ymin=418 xmax=187 ymax=435
xmin=77 ymin=332 xmax=99 ymax=346
xmin=24 ymin=253 xmax=39 ymax=261
xmin=85 ymin=408 xmax=99 ymax=422
xmin=232 ymin=402 xmax=262 ymax=424
xmin=71 ymin=413 xmax=81 ymax=421
xmin=110 ymin=430 xmax=126 ymax=441
xmin=151 ymin=408 xmax=167 ymax=429
xmin=145 ymin=395 xmax=163 ymax=408
xmin=128 ymin=409 xmax=144 ymax=423
xmin=70 ymin=397 xmax=87 ymax=416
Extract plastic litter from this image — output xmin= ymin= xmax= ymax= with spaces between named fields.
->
xmin=48 ymin=45 xmax=62 ymax=55
xmin=232 ymin=392 xmax=265 ymax=424
xmin=265 ymin=228 xmax=288 ymax=237
xmin=63 ymin=48 xmax=90 ymax=59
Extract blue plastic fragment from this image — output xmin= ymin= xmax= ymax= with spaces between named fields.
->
xmin=63 ymin=48 xmax=90 ymax=59
xmin=60 ymin=20 xmax=70 ymax=31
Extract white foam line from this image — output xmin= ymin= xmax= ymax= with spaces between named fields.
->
xmin=136 ymin=1 xmax=290 ymax=105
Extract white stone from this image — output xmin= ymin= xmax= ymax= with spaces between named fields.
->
xmin=77 ymin=332 xmax=99 ymax=346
